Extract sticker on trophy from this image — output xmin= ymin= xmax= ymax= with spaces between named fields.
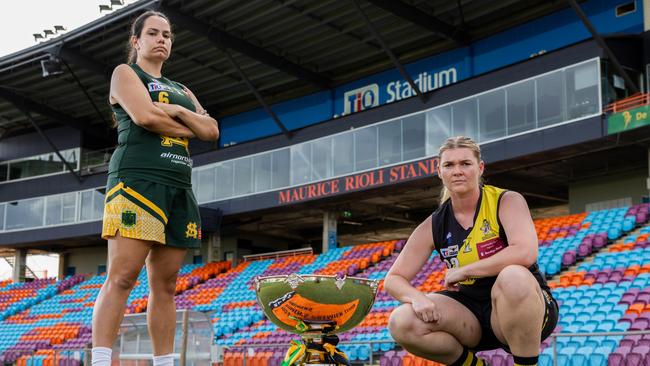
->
xmin=269 ymin=292 xmax=360 ymax=329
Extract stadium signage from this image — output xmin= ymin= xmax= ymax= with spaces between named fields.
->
xmin=278 ymin=157 xmax=440 ymax=204
xmin=342 ymin=68 xmax=458 ymax=115
xmin=607 ymin=105 xmax=650 ymax=134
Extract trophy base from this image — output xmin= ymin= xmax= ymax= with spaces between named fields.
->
xmin=297 ymin=334 xmax=349 ymax=366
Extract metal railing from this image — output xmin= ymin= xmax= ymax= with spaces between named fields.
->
xmin=13 ymin=348 xmax=88 ymax=366
xmin=80 ymin=147 xmax=115 ymax=171
xmin=223 ymin=340 xmax=397 ymax=366
xmin=603 ymin=93 xmax=650 ymax=114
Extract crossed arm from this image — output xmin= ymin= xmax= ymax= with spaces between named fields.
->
xmin=109 ymin=64 xmax=219 ymax=141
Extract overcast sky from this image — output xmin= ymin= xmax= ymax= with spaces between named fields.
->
xmin=1 ymin=0 xmax=140 ymax=58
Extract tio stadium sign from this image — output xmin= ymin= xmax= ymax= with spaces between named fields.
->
xmin=342 ymin=67 xmax=458 ymax=115
xmin=277 ymin=157 xmax=440 ymax=205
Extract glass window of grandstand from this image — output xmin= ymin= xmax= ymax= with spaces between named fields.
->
xmin=536 ymin=70 xmax=566 ymax=127
xmin=426 ymin=106 xmax=451 ymax=155
xmin=5 ymin=198 xmax=44 ymax=230
xmin=188 ymin=58 xmax=602 ymax=205
xmin=4 ymin=148 xmax=79 ymax=182
xmin=402 ymin=113 xmax=426 ymax=160
xmin=197 ymin=167 xmax=216 ymax=203
xmin=234 ymin=158 xmax=253 ymax=196
xmin=253 ymin=154 xmax=272 ymax=192
xmin=271 ymin=149 xmax=290 ymax=189
xmin=453 ymin=98 xmax=478 ymax=140
xmin=355 ymin=126 xmax=378 ymax=171
xmin=312 ymin=138 xmax=333 ymax=181
xmin=478 ymin=89 xmax=506 ymax=142
xmin=46 ymin=193 xmax=76 ymax=226
xmin=566 ymin=61 xmax=599 ymax=119
xmin=291 ymin=144 xmax=311 ymax=186
xmin=506 ymin=79 xmax=536 ymax=135
xmin=80 ymin=190 xmax=104 ymax=222
xmin=0 ymin=203 xmax=4 ymax=230
xmin=378 ymin=120 xmax=401 ymax=166
xmin=332 ymin=133 xmax=354 ymax=176
xmin=215 ymin=162 xmax=234 ymax=200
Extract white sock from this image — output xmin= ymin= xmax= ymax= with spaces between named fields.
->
xmin=153 ymin=353 xmax=175 ymax=366
xmin=91 ymin=347 xmax=112 ymax=366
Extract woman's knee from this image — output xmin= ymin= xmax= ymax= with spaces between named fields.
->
xmin=149 ymin=272 xmax=178 ymax=297
xmin=107 ymin=270 xmax=140 ymax=292
xmin=493 ymin=265 xmax=539 ymax=303
xmin=388 ymin=304 xmax=423 ymax=343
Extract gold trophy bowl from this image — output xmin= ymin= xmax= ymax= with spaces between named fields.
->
xmin=255 ymin=274 xmax=378 ymax=366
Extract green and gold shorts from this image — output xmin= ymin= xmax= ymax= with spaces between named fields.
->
xmin=102 ymin=176 xmax=201 ymax=249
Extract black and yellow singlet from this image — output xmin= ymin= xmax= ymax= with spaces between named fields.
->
xmin=431 ymin=185 xmax=549 ymax=298
xmin=109 ymin=63 xmax=196 ymax=188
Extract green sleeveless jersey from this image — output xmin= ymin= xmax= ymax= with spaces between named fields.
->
xmin=109 ymin=64 xmax=196 ymax=188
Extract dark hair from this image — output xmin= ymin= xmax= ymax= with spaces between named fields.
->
xmin=112 ymin=11 xmax=172 ymax=128
xmin=126 ymin=10 xmax=172 ymax=64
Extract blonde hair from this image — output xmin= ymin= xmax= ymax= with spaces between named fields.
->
xmin=438 ymin=136 xmax=482 ymax=204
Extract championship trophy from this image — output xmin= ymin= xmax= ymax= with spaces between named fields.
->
xmin=255 ymin=274 xmax=378 ymax=366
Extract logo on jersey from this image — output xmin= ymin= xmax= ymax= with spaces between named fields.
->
xmin=440 ymin=245 xmax=459 ymax=258
xmin=186 ymin=222 xmax=198 ymax=239
xmin=480 ymin=219 xmax=497 ymax=240
xmin=160 ymin=136 xmax=189 ymax=150
xmin=148 ymin=82 xmax=171 ymax=92
xmin=480 ymin=219 xmax=490 ymax=234
xmin=445 ymin=232 xmax=452 ymax=245
xmin=148 ymin=81 xmax=185 ymax=97
xmin=463 ymin=239 xmax=472 ymax=253
xmin=477 ymin=238 xmax=506 ymax=259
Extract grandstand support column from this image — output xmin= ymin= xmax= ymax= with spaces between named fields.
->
xmin=206 ymin=233 xmax=221 ymax=263
xmin=12 ymin=248 xmax=27 ymax=283
xmin=57 ymin=253 xmax=68 ymax=280
xmin=322 ymin=212 xmax=338 ymax=253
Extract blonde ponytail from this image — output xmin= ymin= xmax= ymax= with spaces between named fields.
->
xmin=439 ymin=186 xmax=451 ymax=204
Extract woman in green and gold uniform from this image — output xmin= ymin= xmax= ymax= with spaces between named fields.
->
xmin=91 ymin=11 xmax=219 ymax=366
xmin=385 ymin=136 xmax=558 ymax=366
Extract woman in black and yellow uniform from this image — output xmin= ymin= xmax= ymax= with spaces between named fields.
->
xmin=385 ymin=137 xmax=558 ymax=366
xmin=91 ymin=11 xmax=219 ymax=366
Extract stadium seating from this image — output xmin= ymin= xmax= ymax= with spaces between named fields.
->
xmin=0 ymin=262 xmax=230 ymax=364
xmin=537 ymin=205 xmax=648 ymax=276
xmin=6 ymin=203 xmax=650 ymax=366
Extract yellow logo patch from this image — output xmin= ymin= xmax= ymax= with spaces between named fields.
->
xmin=160 ymin=135 xmax=189 ymax=151
xmin=185 ymin=222 xmax=198 ymax=239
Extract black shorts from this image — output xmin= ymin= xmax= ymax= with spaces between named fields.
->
xmin=437 ymin=287 xmax=558 ymax=352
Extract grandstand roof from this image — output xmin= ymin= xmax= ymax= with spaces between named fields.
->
xmin=0 ymin=0 xmax=578 ymax=141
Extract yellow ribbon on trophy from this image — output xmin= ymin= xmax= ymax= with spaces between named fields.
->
xmin=323 ymin=342 xmax=350 ymax=366
xmin=280 ymin=339 xmax=351 ymax=366
xmin=281 ymin=340 xmax=307 ymax=366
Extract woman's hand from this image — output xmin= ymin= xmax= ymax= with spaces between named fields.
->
xmin=153 ymin=102 xmax=183 ymax=118
xmin=411 ymin=295 xmax=441 ymax=323
xmin=444 ymin=267 xmax=468 ymax=290
xmin=182 ymin=86 xmax=209 ymax=115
